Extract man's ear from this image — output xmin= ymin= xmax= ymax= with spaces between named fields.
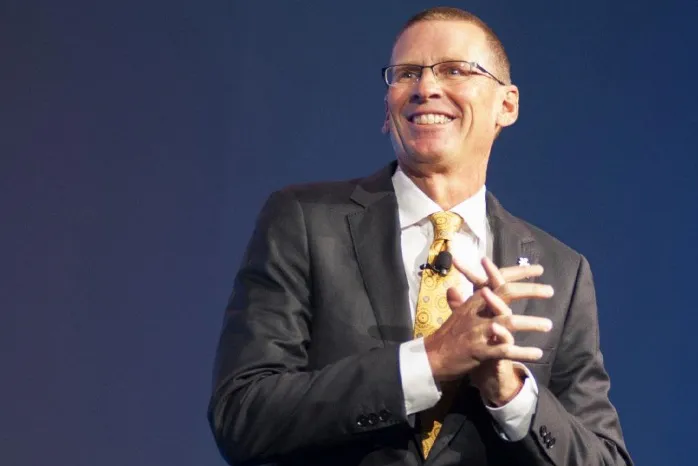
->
xmin=496 ymin=85 xmax=519 ymax=129
xmin=381 ymin=96 xmax=390 ymax=134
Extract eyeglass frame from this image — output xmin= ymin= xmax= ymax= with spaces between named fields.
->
xmin=381 ymin=60 xmax=507 ymax=87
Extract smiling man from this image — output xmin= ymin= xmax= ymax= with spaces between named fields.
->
xmin=208 ymin=7 xmax=632 ymax=466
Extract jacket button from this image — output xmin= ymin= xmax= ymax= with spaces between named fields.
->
xmin=356 ymin=415 xmax=368 ymax=427
xmin=378 ymin=409 xmax=391 ymax=422
xmin=539 ymin=425 xmax=548 ymax=436
xmin=368 ymin=413 xmax=379 ymax=426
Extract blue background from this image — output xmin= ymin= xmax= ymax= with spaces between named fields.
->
xmin=2 ymin=0 xmax=696 ymax=464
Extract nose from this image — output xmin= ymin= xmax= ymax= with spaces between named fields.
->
xmin=411 ymin=68 xmax=443 ymax=103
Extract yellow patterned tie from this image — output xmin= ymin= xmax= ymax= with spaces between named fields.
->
xmin=414 ymin=211 xmax=463 ymax=458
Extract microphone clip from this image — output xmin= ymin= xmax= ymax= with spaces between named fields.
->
xmin=419 ymin=251 xmax=453 ymax=277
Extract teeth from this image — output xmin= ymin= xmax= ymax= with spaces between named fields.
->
xmin=411 ymin=113 xmax=453 ymax=125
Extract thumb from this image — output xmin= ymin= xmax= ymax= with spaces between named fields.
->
xmin=447 ymin=285 xmax=467 ymax=309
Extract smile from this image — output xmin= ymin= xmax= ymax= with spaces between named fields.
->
xmin=408 ymin=113 xmax=454 ymax=125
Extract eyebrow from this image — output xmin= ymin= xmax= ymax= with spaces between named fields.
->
xmin=392 ymin=57 xmax=466 ymax=66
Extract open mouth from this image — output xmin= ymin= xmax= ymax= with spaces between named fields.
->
xmin=408 ymin=113 xmax=455 ymax=125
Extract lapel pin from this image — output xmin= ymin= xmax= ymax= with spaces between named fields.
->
xmin=518 ymin=257 xmax=530 ymax=266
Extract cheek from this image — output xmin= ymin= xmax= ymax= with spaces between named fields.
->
xmin=386 ymin=90 xmax=408 ymax=119
xmin=453 ymin=84 xmax=486 ymax=105
xmin=463 ymin=88 xmax=498 ymax=120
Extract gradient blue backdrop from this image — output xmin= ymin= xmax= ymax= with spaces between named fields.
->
xmin=2 ymin=1 xmax=696 ymax=465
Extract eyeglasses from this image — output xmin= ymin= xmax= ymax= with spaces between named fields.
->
xmin=382 ymin=60 xmax=506 ymax=87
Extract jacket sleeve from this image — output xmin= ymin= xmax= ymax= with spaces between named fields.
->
xmin=507 ymin=255 xmax=633 ymax=465
xmin=207 ymin=190 xmax=408 ymax=465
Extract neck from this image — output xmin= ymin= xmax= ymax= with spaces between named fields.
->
xmin=397 ymin=158 xmax=487 ymax=211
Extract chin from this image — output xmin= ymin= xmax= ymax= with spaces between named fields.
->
xmin=406 ymin=142 xmax=453 ymax=163
xmin=391 ymin=135 xmax=456 ymax=167
xmin=395 ymin=149 xmax=451 ymax=174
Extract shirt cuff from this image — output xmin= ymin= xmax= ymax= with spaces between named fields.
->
xmin=484 ymin=363 xmax=539 ymax=442
xmin=399 ymin=338 xmax=442 ymax=416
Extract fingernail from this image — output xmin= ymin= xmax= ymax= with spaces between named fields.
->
xmin=544 ymin=319 xmax=553 ymax=331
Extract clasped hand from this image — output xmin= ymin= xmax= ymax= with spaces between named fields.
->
xmin=423 ymin=256 xmax=554 ymax=406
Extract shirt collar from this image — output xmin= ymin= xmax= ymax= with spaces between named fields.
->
xmin=391 ymin=166 xmax=487 ymax=242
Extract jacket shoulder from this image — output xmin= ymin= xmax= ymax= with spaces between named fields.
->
xmin=275 ymin=177 xmax=361 ymax=204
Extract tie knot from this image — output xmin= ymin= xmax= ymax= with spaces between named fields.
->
xmin=429 ymin=211 xmax=463 ymax=241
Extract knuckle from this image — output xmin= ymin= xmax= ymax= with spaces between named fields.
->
xmin=498 ymin=283 xmax=512 ymax=300
xmin=471 ymin=346 xmax=487 ymax=361
xmin=498 ymin=314 xmax=513 ymax=327
xmin=493 ymin=345 xmax=508 ymax=359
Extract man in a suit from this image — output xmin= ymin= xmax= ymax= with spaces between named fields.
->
xmin=208 ymin=7 xmax=632 ymax=465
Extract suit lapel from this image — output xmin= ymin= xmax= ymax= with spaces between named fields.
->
xmin=348 ymin=163 xmax=413 ymax=344
xmin=487 ymin=192 xmax=538 ymax=316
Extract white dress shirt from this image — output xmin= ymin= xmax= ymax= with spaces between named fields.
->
xmin=393 ymin=167 xmax=538 ymax=442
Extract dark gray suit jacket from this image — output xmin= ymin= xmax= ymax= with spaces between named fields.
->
xmin=208 ymin=162 xmax=633 ymax=465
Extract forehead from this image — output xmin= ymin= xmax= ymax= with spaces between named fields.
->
xmin=391 ymin=20 xmax=490 ymax=65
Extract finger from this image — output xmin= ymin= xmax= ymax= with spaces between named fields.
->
xmin=481 ymin=286 xmax=513 ymax=316
xmin=500 ymin=264 xmax=544 ymax=282
xmin=450 ymin=288 xmax=488 ymax=317
xmin=484 ymin=344 xmax=545 ymax=362
xmin=496 ymin=282 xmax=554 ymax=304
xmin=488 ymin=321 xmax=515 ymax=345
xmin=446 ymin=285 xmax=467 ymax=309
xmin=451 ymin=254 xmax=488 ymax=288
xmin=453 ymin=256 xmax=545 ymax=288
xmin=495 ymin=314 xmax=553 ymax=333
xmin=481 ymin=257 xmax=506 ymax=289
